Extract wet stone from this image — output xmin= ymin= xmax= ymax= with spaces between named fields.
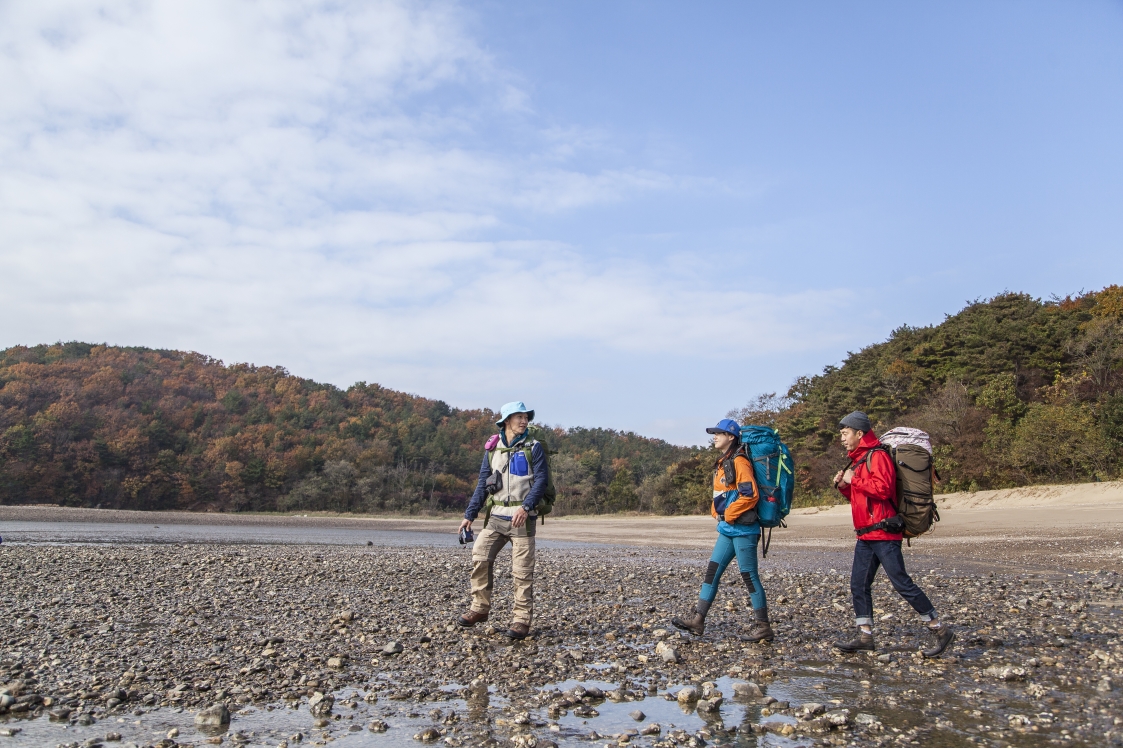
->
xmin=195 ymin=703 xmax=230 ymax=727
xmin=414 ymin=726 xmax=440 ymax=741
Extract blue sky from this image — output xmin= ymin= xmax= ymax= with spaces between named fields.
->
xmin=2 ymin=1 xmax=1121 ymax=446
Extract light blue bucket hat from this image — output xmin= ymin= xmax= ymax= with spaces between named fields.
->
xmin=495 ymin=401 xmax=535 ymax=428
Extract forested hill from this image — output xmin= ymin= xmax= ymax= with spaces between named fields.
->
xmin=4 ymin=286 xmax=1120 ymax=515
xmin=0 ymin=344 xmax=693 ymax=514
xmin=728 ymin=286 xmax=1123 ymax=499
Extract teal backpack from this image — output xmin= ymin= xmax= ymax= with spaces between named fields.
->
xmin=740 ymin=425 xmax=794 ymax=556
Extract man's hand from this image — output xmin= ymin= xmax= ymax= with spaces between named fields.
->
xmin=833 ymin=470 xmax=845 ymax=486
xmin=842 ymin=468 xmax=854 ymax=485
xmin=459 ymin=518 xmax=473 ymax=533
xmin=511 ymin=507 xmax=529 ymax=528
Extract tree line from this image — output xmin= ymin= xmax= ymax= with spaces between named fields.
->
xmin=2 ymin=286 xmax=1119 ymax=516
xmin=726 ymin=286 xmax=1123 ymax=503
xmin=0 ymin=343 xmax=694 ymax=514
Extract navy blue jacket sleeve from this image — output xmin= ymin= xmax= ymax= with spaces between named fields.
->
xmin=464 ymin=454 xmax=491 ymax=521
xmin=523 ymin=442 xmax=548 ymax=512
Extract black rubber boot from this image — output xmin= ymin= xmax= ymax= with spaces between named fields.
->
xmin=745 ymin=607 xmax=774 ymax=643
xmin=922 ymin=623 xmax=954 ymax=658
xmin=672 ymin=598 xmax=711 ymax=636
xmin=833 ymin=628 xmax=876 ymax=652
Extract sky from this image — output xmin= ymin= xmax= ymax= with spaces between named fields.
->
xmin=2 ymin=1 xmax=1121 ymax=446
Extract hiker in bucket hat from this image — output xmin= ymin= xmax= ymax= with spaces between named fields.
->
xmin=457 ymin=402 xmax=547 ymax=640
xmin=671 ymin=418 xmax=774 ymax=642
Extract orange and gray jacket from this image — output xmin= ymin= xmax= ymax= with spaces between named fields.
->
xmin=711 ymin=451 xmax=759 ymax=524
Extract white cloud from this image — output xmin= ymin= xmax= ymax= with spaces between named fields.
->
xmin=0 ymin=0 xmax=861 ymax=442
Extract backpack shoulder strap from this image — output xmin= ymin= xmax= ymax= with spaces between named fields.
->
xmin=863 ymin=444 xmax=891 ymax=472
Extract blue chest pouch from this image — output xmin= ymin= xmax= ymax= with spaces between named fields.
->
xmin=509 ymin=451 xmax=530 ymax=476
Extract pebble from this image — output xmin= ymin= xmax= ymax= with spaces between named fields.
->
xmin=0 ymin=541 xmax=1119 ymax=747
xmin=628 ymin=709 xmax=645 ymax=721
xmin=383 ymin=640 xmax=404 ymax=655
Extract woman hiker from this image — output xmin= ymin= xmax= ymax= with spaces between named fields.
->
xmin=671 ymin=418 xmax=773 ymax=642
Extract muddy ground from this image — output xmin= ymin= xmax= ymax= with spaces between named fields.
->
xmin=1 ymin=508 xmax=1122 ymax=749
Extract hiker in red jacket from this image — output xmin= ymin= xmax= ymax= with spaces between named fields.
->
xmin=831 ymin=411 xmax=954 ymax=657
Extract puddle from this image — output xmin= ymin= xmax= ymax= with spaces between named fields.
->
xmin=535 ymin=676 xmax=806 ymax=747
xmin=0 ymin=686 xmax=507 ymax=748
xmin=0 ymin=660 xmax=1103 ymax=747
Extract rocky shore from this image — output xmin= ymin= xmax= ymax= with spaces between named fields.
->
xmin=2 ymin=539 xmax=1123 ymax=747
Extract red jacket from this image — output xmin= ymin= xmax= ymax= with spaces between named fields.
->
xmin=838 ymin=431 xmax=902 ymax=541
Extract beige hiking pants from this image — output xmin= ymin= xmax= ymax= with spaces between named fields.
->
xmin=469 ymin=514 xmax=536 ymax=625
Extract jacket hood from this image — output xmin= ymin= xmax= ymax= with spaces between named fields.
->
xmin=847 ymin=430 xmax=881 ymax=460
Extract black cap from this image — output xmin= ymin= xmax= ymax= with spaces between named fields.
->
xmin=839 ymin=411 xmax=872 ymax=433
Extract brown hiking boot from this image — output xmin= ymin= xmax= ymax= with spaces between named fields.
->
xmin=745 ymin=608 xmax=774 ymax=642
xmin=505 ymin=622 xmax=530 ymax=640
xmin=833 ymin=630 xmax=875 ymax=652
xmin=922 ymin=624 xmax=954 ymax=658
xmin=457 ymin=609 xmax=488 ymax=628
xmin=671 ymin=610 xmax=706 ymax=636
xmin=672 ymin=599 xmax=711 ymax=636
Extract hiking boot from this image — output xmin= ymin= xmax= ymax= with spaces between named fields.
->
xmin=745 ymin=607 xmax=774 ymax=643
xmin=505 ymin=622 xmax=530 ymax=640
xmin=671 ymin=598 xmax=711 ymax=636
xmin=457 ymin=609 xmax=488 ymax=628
xmin=671 ymin=611 xmax=706 ymax=636
xmin=922 ymin=624 xmax=955 ymax=658
xmin=833 ymin=630 xmax=875 ymax=652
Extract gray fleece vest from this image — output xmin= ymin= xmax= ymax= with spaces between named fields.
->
xmin=487 ymin=438 xmax=539 ymax=515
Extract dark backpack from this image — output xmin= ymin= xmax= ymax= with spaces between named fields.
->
xmin=862 ymin=442 xmax=940 ymax=541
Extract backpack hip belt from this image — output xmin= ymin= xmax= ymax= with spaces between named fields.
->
xmin=854 ymin=515 xmax=905 ymax=536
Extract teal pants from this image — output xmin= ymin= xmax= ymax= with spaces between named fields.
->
xmin=699 ymin=532 xmax=767 ymax=610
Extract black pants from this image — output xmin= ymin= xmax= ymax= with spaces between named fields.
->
xmin=850 ymin=539 xmax=935 ymax=626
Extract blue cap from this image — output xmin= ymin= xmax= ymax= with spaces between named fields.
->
xmin=706 ymin=418 xmax=740 ymax=438
xmin=496 ymin=401 xmax=535 ymax=428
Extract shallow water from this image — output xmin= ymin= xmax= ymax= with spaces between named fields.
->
xmin=1 ymin=663 xmax=1082 ymax=748
xmin=0 ymin=520 xmax=587 ymax=549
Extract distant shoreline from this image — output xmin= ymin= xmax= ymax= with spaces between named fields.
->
xmin=2 ymin=479 xmax=1121 ymax=525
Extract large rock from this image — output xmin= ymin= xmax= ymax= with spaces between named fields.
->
xmin=655 ymin=641 xmax=679 ymax=664
xmin=732 ymin=681 xmax=763 ymax=699
xmin=194 ymin=703 xmax=230 ymax=728
xmin=309 ymin=692 xmax=334 ymax=717
xmin=676 ymin=686 xmax=699 ymax=703
xmin=696 ymin=697 xmax=723 ymax=712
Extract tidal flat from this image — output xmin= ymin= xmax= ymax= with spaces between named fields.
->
xmin=0 ymin=513 xmax=1122 ymax=747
